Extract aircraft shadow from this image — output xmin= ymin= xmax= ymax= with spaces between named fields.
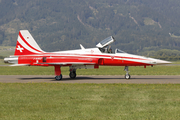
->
xmin=19 ymin=76 xmax=121 ymax=81
xmin=19 ymin=76 xmax=179 ymax=81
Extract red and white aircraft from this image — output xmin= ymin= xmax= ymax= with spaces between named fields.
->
xmin=4 ymin=30 xmax=171 ymax=80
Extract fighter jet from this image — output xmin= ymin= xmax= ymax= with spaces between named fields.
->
xmin=4 ymin=30 xmax=171 ymax=80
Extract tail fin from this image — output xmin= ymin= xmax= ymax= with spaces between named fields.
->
xmin=14 ymin=30 xmax=44 ymax=56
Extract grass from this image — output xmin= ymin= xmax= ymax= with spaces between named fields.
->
xmin=0 ymin=59 xmax=6 ymax=65
xmin=1 ymin=49 xmax=180 ymax=120
xmin=0 ymin=46 xmax=15 ymax=57
xmin=0 ymin=58 xmax=180 ymax=119
xmin=0 ymin=83 xmax=180 ymax=120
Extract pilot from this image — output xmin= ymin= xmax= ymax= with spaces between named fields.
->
xmin=108 ymin=46 xmax=112 ymax=53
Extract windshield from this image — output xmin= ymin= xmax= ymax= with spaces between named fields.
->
xmin=115 ymin=49 xmax=126 ymax=53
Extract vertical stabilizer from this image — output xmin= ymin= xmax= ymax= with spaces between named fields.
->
xmin=14 ymin=30 xmax=44 ymax=55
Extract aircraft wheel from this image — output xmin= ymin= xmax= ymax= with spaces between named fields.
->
xmin=125 ymin=74 xmax=131 ymax=79
xmin=55 ymin=74 xmax=62 ymax=80
xmin=69 ymin=71 xmax=76 ymax=79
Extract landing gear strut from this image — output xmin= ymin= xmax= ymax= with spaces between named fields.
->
xmin=69 ymin=68 xmax=76 ymax=79
xmin=54 ymin=65 xmax=62 ymax=80
xmin=124 ymin=66 xmax=131 ymax=79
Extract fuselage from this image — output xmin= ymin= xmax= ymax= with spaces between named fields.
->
xmin=4 ymin=47 xmax=171 ymax=67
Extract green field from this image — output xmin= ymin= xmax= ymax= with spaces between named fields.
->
xmin=1 ymin=59 xmax=180 ymax=119
xmin=0 ymin=46 xmax=15 ymax=57
xmin=0 ymin=83 xmax=180 ymax=120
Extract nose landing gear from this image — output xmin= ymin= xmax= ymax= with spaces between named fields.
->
xmin=124 ymin=66 xmax=131 ymax=79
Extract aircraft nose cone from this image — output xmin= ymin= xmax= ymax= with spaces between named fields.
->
xmin=155 ymin=59 xmax=172 ymax=65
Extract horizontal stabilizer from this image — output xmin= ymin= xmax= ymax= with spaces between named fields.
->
xmin=10 ymin=64 xmax=30 ymax=66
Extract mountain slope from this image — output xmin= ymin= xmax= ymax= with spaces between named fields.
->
xmin=0 ymin=0 xmax=180 ymax=56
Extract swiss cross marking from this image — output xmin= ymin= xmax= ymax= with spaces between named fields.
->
xmin=17 ymin=45 xmax=24 ymax=52
xmin=91 ymin=50 xmax=94 ymax=53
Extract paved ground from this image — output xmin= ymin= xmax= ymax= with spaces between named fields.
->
xmin=0 ymin=75 xmax=180 ymax=84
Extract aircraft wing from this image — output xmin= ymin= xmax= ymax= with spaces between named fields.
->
xmin=37 ymin=62 xmax=97 ymax=66
xmin=36 ymin=57 xmax=99 ymax=66
xmin=8 ymin=62 xmax=96 ymax=67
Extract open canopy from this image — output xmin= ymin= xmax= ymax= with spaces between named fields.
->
xmin=96 ymin=36 xmax=115 ymax=48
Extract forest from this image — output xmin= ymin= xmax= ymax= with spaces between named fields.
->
xmin=0 ymin=0 xmax=180 ymax=60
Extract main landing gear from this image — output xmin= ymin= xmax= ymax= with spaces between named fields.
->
xmin=54 ymin=66 xmax=77 ymax=81
xmin=55 ymin=74 xmax=62 ymax=80
xmin=69 ymin=68 xmax=76 ymax=79
xmin=124 ymin=66 xmax=131 ymax=79
xmin=54 ymin=65 xmax=62 ymax=80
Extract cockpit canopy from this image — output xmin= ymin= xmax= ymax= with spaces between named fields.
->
xmin=96 ymin=36 xmax=115 ymax=48
xmin=96 ymin=36 xmax=126 ymax=54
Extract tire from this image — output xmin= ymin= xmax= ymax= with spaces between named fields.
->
xmin=125 ymin=74 xmax=131 ymax=79
xmin=69 ymin=72 xmax=76 ymax=79
xmin=55 ymin=74 xmax=62 ymax=80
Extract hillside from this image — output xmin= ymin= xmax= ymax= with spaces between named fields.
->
xmin=0 ymin=0 xmax=180 ymax=58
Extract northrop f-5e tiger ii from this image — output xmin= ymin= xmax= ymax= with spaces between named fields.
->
xmin=4 ymin=30 xmax=171 ymax=80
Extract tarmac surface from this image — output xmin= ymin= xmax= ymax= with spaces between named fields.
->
xmin=0 ymin=75 xmax=180 ymax=84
